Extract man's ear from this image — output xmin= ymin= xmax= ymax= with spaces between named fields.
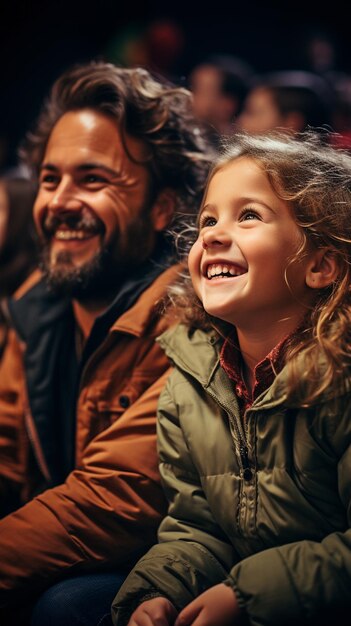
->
xmin=305 ymin=248 xmax=340 ymax=289
xmin=150 ymin=188 xmax=177 ymax=232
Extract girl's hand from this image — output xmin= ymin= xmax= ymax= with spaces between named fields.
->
xmin=127 ymin=597 xmax=178 ymax=626
xmin=174 ymin=583 xmax=243 ymax=626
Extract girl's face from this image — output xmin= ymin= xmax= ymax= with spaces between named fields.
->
xmin=188 ymin=156 xmax=316 ymax=332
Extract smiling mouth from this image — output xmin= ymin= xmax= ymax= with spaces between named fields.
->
xmin=206 ymin=263 xmax=246 ymax=279
xmin=54 ymin=229 xmax=99 ymax=241
xmin=42 ymin=209 xmax=105 ymax=242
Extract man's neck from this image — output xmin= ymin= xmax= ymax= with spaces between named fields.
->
xmin=72 ymin=297 xmax=113 ymax=341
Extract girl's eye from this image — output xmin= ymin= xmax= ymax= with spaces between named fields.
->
xmin=239 ymin=208 xmax=261 ymax=221
xmin=199 ymin=215 xmax=217 ymax=229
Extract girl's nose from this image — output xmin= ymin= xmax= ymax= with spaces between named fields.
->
xmin=202 ymin=225 xmax=231 ymax=249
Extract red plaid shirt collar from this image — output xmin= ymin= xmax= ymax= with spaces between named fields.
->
xmin=219 ymin=329 xmax=293 ymax=412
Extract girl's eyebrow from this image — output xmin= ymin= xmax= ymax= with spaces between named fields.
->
xmin=198 ymin=203 xmax=215 ymax=218
xmin=241 ymin=196 xmax=276 ymax=214
xmin=197 ymin=205 xmax=210 ymax=226
xmin=199 ymin=197 xmax=276 ymax=216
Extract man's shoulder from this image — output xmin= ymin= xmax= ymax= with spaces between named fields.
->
xmin=113 ymin=264 xmax=182 ymax=337
xmin=8 ymin=271 xmax=70 ymax=342
xmin=12 ymin=269 xmax=43 ymax=301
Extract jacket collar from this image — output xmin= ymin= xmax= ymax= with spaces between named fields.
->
xmin=8 ymin=272 xmax=71 ymax=343
xmin=158 ymin=324 xmax=221 ymax=387
xmin=111 ymin=265 xmax=181 ymax=337
xmin=8 ymin=261 xmax=181 ymax=343
xmin=158 ymin=324 xmax=351 ymax=409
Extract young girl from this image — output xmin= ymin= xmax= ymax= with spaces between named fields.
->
xmin=112 ymin=131 xmax=351 ymax=626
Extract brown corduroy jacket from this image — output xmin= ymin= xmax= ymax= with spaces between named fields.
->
xmin=0 ymin=265 xmax=178 ymax=611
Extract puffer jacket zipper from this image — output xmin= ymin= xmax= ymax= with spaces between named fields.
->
xmin=205 ymin=384 xmax=254 ymax=482
xmin=204 ymin=372 xmax=259 ymax=536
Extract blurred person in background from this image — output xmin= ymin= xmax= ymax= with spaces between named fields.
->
xmin=328 ymin=73 xmax=351 ymax=150
xmin=301 ymin=28 xmax=340 ymax=79
xmin=0 ymin=176 xmax=37 ymax=356
xmin=188 ymin=54 xmax=254 ymax=146
xmin=237 ymin=70 xmax=333 ymax=136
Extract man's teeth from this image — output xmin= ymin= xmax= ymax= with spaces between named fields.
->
xmin=207 ymin=264 xmax=244 ymax=279
xmin=55 ymin=230 xmax=94 ymax=241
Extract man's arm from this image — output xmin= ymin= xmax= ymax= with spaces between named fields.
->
xmin=0 ymin=329 xmax=27 ymax=509
xmin=0 ymin=369 xmax=171 ymax=608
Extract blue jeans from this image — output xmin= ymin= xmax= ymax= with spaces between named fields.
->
xmin=30 ymin=572 xmax=126 ymax=626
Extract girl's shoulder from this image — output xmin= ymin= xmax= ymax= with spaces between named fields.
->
xmin=309 ymin=391 xmax=351 ymax=459
xmin=157 ymin=322 xmax=219 ymax=354
xmin=157 ymin=323 xmax=222 ymax=381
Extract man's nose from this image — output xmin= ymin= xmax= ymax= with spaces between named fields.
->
xmin=202 ymin=224 xmax=231 ymax=249
xmin=47 ymin=179 xmax=83 ymax=213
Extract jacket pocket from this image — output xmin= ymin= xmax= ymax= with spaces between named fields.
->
xmin=95 ymin=375 xmax=155 ymax=426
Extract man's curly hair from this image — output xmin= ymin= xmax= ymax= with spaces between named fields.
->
xmin=21 ymin=60 xmax=214 ymax=224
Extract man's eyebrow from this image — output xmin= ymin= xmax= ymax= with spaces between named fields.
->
xmin=40 ymin=163 xmax=58 ymax=172
xmin=77 ymin=163 xmax=119 ymax=176
xmin=40 ymin=162 xmax=119 ymax=177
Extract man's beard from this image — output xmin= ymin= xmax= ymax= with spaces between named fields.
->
xmin=40 ymin=243 xmax=118 ymax=300
xmin=40 ymin=210 xmax=157 ymax=301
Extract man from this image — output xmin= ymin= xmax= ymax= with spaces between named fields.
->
xmin=0 ymin=61 xmax=211 ymax=624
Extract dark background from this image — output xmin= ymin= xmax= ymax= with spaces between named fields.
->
xmin=1 ymin=0 xmax=350 ymax=171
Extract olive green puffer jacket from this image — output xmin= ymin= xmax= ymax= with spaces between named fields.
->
xmin=112 ymin=324 xmax=351 ymax=626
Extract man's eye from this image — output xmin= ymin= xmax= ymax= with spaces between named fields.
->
xmin=40 ymin=175 xmax=59 ymax=186
xmin=83 ymin=174 xmax=107 ymax=184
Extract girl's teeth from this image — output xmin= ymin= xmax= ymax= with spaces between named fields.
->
xmin=206 ymin=264 xmax=243 ymax=279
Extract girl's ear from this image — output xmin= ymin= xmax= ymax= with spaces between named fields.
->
xmin=305 ymin=248 xmax=340 ymax=289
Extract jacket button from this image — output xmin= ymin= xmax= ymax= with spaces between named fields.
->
xmin=119 ymin=395 xmax=130 ymax=409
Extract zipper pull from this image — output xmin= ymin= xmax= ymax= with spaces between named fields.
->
xmin=240 ymin=444 xmax=253 ymax=481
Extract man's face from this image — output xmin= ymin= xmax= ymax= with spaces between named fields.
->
xmin=33 ymin=109 xmax=162 ymax=298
